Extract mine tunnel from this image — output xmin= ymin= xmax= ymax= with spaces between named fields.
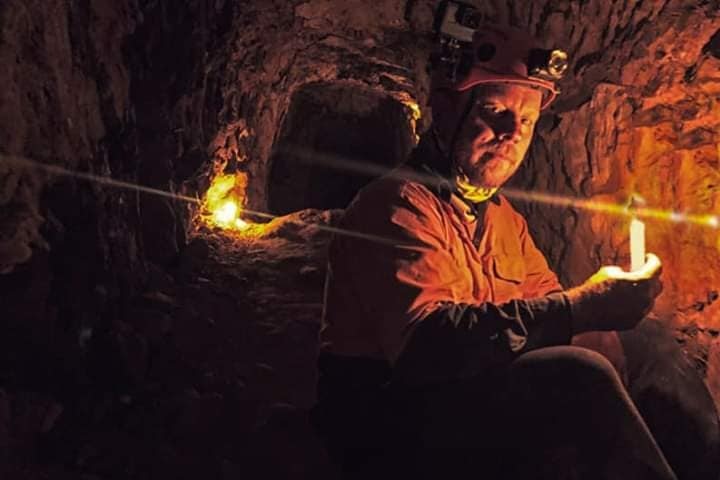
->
xmin=268 ymin=82 xmax=416 ymax=215
xmin=1 ymin=1 xmax=720 ymax=479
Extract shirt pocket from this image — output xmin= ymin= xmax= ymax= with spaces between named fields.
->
xmin=491 ymin=254 xmax=527 ymax=304
xmin=492 ymin=255 xmax=526 ymax=284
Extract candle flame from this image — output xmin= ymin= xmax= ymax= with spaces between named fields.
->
xmin=213 ymin=200 xmax=239 ymax=225
xmin=400 ymin=98 xmax=422 ymax=144
xmin=201 ymin=173 xmax=254 ymax=233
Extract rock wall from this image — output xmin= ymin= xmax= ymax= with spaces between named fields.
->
xmin=0 ymin=0 xmax=426 ymax=473
xmin=0 ymin=0 xmax=142 ymax=473
xmin=0 ymin=0 xmax=235 ymax=473
xmin=208 ymin=0 xmax=429 ymax=215
xmin=500 ymin=1 xmax=720 ymax=403
xmin=267 ymin=82 xmax=417 ymax=214
xmin=0 ymin=0 xmax=137 ymax=274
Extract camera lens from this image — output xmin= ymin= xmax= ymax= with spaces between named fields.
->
xmin=528 ymin=48 xmax=568 ymax=80
xmin=547 ymin=50 xmax=568 ymax=78
xmin=454 ymin=4 xmax=481 ymax=29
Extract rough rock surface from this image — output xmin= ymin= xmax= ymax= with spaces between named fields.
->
xmin=1 ymin=210 xmax=342 ymax=479
xmin=267 ymin=82 xmax=417 ymax=214
xmin=507 ymin=2 xmax=720 ymax=404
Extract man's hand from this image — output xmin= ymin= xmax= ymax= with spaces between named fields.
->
xmin=566 ymin=253 xmax=663 ymax=334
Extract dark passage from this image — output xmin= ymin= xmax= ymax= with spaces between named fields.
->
xmin=268 ymin=83 xmax=416 ymax=215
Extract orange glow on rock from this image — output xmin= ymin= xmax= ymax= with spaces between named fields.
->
xmin=202 ymin=172 xmax=253 ymax=232
xmin=400 ymin=97 xmax=422 ymax=143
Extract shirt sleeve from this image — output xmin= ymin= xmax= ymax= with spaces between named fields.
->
xmin=516 ymin=211 xmax=564 ymax=297
xmin=336 ymin=182 xmax=572 ymax=387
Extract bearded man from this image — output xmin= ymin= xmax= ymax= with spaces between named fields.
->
xmin=313 ymin=25 xmax=719 ymax=480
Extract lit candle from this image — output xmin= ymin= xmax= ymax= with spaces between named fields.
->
xmin=630 ymin=216 xmax=645 ymax=272
xmin=214 ymin=200 xmax=238 ymax=225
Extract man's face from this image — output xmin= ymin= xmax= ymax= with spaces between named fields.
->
xmin=432 ymin=83 xmax=543 ymax=189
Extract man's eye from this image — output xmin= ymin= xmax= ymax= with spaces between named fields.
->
xmin=481 ymin=104 xmax=505 ymax=114
xmin=521 ymin=117 xmax=534 ymax=126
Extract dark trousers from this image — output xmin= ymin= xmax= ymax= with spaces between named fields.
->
xmin=313 ymin=321 xmax=719 ymax=479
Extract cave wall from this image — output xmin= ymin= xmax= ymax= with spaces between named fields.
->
xmin=0 ymin=0 xmax=145 ymax=350
xmin=0 ymin=0 xmax=435 ymax=276
xmin=208 ymin=0 xmax=429 ymax=215
xmin=0 ymin=0 xmax=428 ymax=472
xmin=267 ymin=83 xmax=416 ymax=215
xmin=0 ymin=0 xmax=247 ymax=326
xmin=0 ymin=0 xmax=143 ymax=470
xmin=0 ymin=0 xmax=237 ymax=471
xmin=498 ymin=2 xmax=720 ymax=401
xmin=0 ymin=0 xmax=138 ymax=275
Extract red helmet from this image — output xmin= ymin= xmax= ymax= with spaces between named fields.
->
xmin=431 ymin=25 xmax=568 ymax=109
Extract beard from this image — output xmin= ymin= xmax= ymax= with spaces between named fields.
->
xmin=453 ymin=143 xmax=521 ymax=189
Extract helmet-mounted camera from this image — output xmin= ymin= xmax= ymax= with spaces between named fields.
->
xmin=432 ymin=0 xmax=483 ymax=81
xmin=431 ymin=0 xmax=569 ymax=108
xmin=432 ymin=0 xmax=482 ymax=44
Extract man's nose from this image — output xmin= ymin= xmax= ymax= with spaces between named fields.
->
xmin=494 ymin=114 xmax=523 ymax=143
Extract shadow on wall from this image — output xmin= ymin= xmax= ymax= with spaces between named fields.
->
xmin=268 ymin=82 xmax=416 ymax=215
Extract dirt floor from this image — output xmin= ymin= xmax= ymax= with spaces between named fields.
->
xmin=1 ymin=209 xmax=342 ymax=480
xmin=2 ymin=207 xmax=718 ymax=480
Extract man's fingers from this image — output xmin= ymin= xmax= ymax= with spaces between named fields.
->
xmin=621 ymin=253 xmax=662 ymax=281
xmin=590 ymin=254 xmax=662 ymax=283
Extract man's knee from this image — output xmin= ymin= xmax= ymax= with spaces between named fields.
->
xmin=511 ymin=345 xmax=624 ymax=392
xmin=619 ymin=320 xmax=720 ymax=479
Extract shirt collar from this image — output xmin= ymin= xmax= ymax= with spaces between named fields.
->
xmin=407 ymin=134 xmax=501 ymax=211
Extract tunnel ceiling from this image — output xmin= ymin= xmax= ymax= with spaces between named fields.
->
xmin=268 ymin=82 xmax=416 ymax=215
xmin=1 ymin=0 xmax=720 ymax=465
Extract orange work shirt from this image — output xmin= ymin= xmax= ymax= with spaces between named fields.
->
xmin=320 ymin=170 xmax=566 ymax=366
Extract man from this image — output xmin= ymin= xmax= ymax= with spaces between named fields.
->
xmin=313 ymin=26 xmax=719 ymax=479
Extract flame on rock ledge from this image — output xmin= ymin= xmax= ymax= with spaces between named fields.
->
xmin=200 ymin=172 xmax=266 ymax=236
xmin=400 ymin=97 xmax=422 ymax=144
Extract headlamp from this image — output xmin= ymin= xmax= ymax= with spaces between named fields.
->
xmin=430 ymin=1 xmax=569 ymax=108
xmin=528 ymin=49 xmax=569 ymax=81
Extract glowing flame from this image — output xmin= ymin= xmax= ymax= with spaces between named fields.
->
xmin=202 ymin=173 xmax=251 ymax=231
xmin=214 ymin=200 xmax=239 ymax=225
xmin=235 ymin=217 xmax=250 ymax=229
xmin=401 ymin=98 xmax=422 ymax=144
